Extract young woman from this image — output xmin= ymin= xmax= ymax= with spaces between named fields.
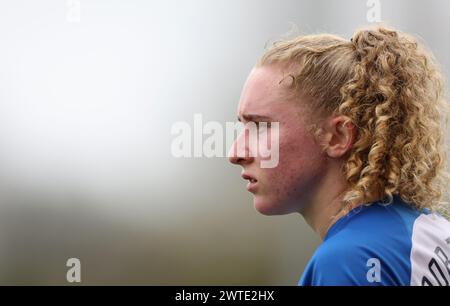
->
xmin=229 ymin=26 xmax=450 ymax=286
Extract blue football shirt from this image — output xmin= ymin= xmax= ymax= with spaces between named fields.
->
xmin=298 ymin=195 xmax=450 ymax=286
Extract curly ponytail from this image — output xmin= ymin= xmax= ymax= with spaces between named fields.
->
xmin=258 ymin=26 xmax=450 ymax=214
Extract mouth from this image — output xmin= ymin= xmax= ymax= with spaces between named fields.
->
xmin=241 ymin=173 xmax=258 ymax=192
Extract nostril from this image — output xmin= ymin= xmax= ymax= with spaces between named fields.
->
xmin=229 ymin=156 xmax=243 ymax=165
xmin=228 ymin=152 xmax=243 ymax=165
xmin=228 ymin=143 xmax=254 ymax=165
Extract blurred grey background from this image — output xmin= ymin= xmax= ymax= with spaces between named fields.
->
xmin=0 ymin=0 xmax=448 ymax=285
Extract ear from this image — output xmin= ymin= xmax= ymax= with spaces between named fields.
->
xmin=321 ymin=115 xmax=356 ymax=158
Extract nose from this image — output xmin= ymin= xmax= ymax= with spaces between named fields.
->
xmin=228 ymin=128 xmax=255 ymax=165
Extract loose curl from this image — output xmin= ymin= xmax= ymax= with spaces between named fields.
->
xmin=257 ymin=26 xmax=450 ymax=216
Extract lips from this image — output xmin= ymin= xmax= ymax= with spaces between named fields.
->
xmin=241 ymin=173 xmax=258 ymax=192
xmin=241 ymin=173 xmax=257 ymax=182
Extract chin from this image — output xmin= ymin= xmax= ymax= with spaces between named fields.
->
xmin=253 ymin=197 xmax=290 ymax=216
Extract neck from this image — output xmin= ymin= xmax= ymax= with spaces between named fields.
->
xmin=298 ymin=161 xmax=352 ymax=240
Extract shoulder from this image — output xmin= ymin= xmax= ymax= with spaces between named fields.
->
xmin=299 ymin=200 xmax=422 ymax=286
xmin=409 ymin=212 xmax=450 ymax=285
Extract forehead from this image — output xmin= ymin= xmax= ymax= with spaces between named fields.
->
xmin=238 ymin=65 xmax=293 ymax=118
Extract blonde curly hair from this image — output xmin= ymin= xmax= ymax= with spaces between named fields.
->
xmin=257 ymin=26 xmax=450 ymax=216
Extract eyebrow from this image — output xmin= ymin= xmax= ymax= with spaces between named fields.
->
xmin=237 ymin=114 xmax=273 ymax=122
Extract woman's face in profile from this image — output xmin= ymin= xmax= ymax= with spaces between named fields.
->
xmin=229 ymin=65 xmax=329 ymax=215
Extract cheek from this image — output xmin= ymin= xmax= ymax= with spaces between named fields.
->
xmin=259 ymin=129 xmax=326 ymax=201
xmin=279 ymin=127 xmax=324 ymax=172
